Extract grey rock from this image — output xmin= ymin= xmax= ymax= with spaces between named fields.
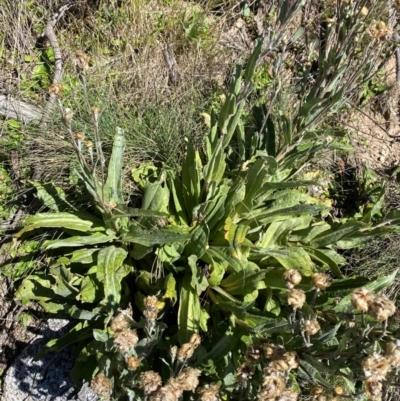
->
xmin=2 ymin=319 xmax=98 ymax=401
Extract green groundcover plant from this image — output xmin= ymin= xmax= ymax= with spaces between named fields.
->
xmin=6 ymin=38 xmax=400 ymax=401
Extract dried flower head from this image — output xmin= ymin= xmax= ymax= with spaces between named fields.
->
xmin=91 ymin=372 xmax=112 ymax=397
xmin=144 ymin=295 xmax=158 ymax=309
xmin=284 ymin=269 xmax=302 ymax=287
xmin=177 ymin=342 xmax=196 ymax=361
xmin=126 ymin=356 xmax=140 ymax=370
xmin=310 ymin=386 xmax=324 ymax=396
xmin=114 ymin=328 xmax=139 ymax=353
xmin=140 ymin=371 xmax=163 ymax=395
xmin=288 ymin=289 xmax=306 ymax=309
xmin=351 ymin=288 xmax=374 ymax=312
xmin=75 ymin=51 xmax=90 ymax=72
xmin=369 ymin=21 xmax=392 ymax=40
xmin=175 ymin=368 xmax=201 ymax=392
xmin=110 ymin=312 xmax=130 ymax=332
xmin=263 ymin=343 xmax=285 ymax=360
xmin=283 ymin=351 xmax=298 ymax=369
xmin=75 ymin=132 xmax=85 ymax=141
xmin=237 ymin=363 xmax=255 ymax=381
xmin=364 ymin=377 xmax=382 ymax=400
xmin=312 ymin=273 xmax=330 ymax=290
xmin=303 ymin=319 xmax=321 ymax=336
xmin=269 ymin=359 xmax=290 ymax=373
xmin=261 ymin=375 xmax=286 ymax=398
xmin=277 ymin=390 xmax=298 ymax=401
xmin=246 ymin=345 xmax=262 ymax=363
xmin=362 ymin=352 xmax=391 ymax=381
xmin=85 ymin=140 xmax=94 ymax=148
xmin=198 ymin=383 xmax=220 ymax=401
xmin=149 ymin=386 xmax=178 ymax=401
xmin=144 ymin=296 xmax=159 ymax=321
xmin=189 ymin=333 xmax=201 ymax=347
xmin=326 ymin=17 xmax=335 ymax=24
xmin=368 ymin=296 xmax=396 ymax=322
xmin=144 ymin=308 xmax=159 ymax=321
xmin=386 ymin=341 xmax=400 ymax=367
xmin=48 ymin=83 xmax=63 ymax=97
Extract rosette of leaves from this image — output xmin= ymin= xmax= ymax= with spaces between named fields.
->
xmin=8 ymin=39 xmax=400 ymax=397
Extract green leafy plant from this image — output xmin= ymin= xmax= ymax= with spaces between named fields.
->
xmin=7 ymin=37 xmax=400 ymax=401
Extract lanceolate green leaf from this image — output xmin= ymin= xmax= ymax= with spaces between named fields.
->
xmin=220 ymin=269 xmax=269 ymax=296
xmin=104 ymin=127 xmax=125 ymax=204
xmin=96 ymin=246 xmax=128 ymax=312
xmin=178 ymin=273 xmax=202 ymax=344
xmin=44 ymin=232 xmax=115 ymax=249
xmin=310 ymin=221 xmax=365 ymax=248
xmin=123 ymin=226 xmax=191 ymax=247
xmin=15 ymin=213 xmax=104 ymax=237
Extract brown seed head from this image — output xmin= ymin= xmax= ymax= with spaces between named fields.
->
xmin=90 ymin=372 xmax=112 ymax=397
xmin=303 ymin=319 xmax=321 ymax=336
xmin=261 ymin=375 xmax=286 ymax=398
xmin=177 ymin=342 xmax=196 ymax=361
xmin=189 ymin=333 xmax=201 ymax=347
xmin=75 ymin=132 xmax=85 ymax=141
xmin=198 ymin=383 xmax=220 ymax=401
xmin=149 ymin=386 xmax=179 ymax=401
xmin=144 ymin=295 xmax=158 ymax=309
xmin=114 ymin=328 xmax=139 ymax=353
xmin=351 ymin=288 xmax=374 ymax=312
xmin=283 ymin=351 xmax=298 ymax=369
xmin=284 ymin=269 xmax=302 ymax=286
xmin=126 ymin=356 xmax=140 ymax=370
xmin=110 ymin=312 xmax=131 ymax=333
xmin=277 ymin=389 xmax=298 ymax=401
xmin=312 ymin=273 xmax=330 ymax=290
xmin=48 ymin=83 xmax=63 ymax=97
xmin=364 ymin=377 xmax=383 ymax=400
xmin=140 ymin=370 xmax=163 ymax=395
xmin=368 ymin=296 xmax=396 ymax=322
xmin=288 ymin=289 xmax=306 ymax=309
xmin=386 ymin=341 xmax=400 ymax=367
xmin=246 ymin=345 xmax=262 ymax=363
xmin=75 ymin=51 xmax=89 ymax=72
xmin=362 ymin=352 xmax=391 ymax=381
xmin=175 ymin=368 xmax=201 ymax=392
xmin=310 ymin=386 xmax=324 ymax=396
xmin=237 ymin=363 xmax=255 ymax=381
xmin=91 ymin=106 xmax=100 ymax=115
xmin=262 ymin=343 xmax=285 ymax=360
xmin=85 ymin=140 xmax=93 ymax=148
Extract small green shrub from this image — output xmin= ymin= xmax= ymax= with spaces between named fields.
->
xmin=6 ymin=39 xmax=400 ymax=400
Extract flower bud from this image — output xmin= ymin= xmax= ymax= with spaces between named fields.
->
xmin=75 ymin=132 xmax=85 ymax=140
xmin=85 ymin=140 xmax=94 ymax=148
